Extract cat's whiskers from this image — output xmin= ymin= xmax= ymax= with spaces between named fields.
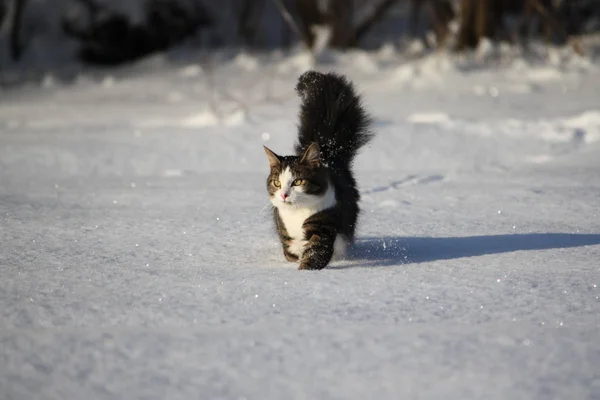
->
xmin=257 ymin=201 xmax=272 ymax=216
xmin=253 ymin=202 xmax=273 ymax=224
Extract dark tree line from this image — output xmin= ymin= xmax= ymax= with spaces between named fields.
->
xmin=1 ymin=0 xmax=599 ymax=65
xmin=280 ymin=0 xmax=597 ymax=52
xmin=61 ymin=0 xmax=212 ymax=65
xmin=1 ymin=0 xmax=28 ymax=60
xmin=455 ymin=0 xmax=596 ymax=52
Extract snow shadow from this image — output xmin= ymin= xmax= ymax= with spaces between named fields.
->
xmin=342 ymin=233 xmax=600 ymax=268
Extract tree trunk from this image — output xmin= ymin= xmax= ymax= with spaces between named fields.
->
xmin=236 ymin=0 xmax=265 ymax=47
xmin=294 ymin=0 xmax=323 ymax=48
xmin=457 ymin=0 xmax=495 ymax=50
xmin=428 ymin=0 xmax=455 ymax=47
xmin=10 ymin=0 xmax=28 ymax=60
xmin=326 ymin=0 xmax=355 ymax=48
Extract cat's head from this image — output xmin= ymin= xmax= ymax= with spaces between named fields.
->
xmin=264 ymin=143 xmax=330 ymax=208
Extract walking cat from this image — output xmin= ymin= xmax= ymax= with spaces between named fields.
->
xmin=264 ymin=71 xmax=373 ymax=270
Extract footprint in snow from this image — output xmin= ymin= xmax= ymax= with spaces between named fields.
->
xmin=363 ymin=174 xmax=444 ymax=195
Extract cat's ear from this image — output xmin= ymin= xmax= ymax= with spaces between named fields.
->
xmin=300 ymin=143 xmax=320 ymax=167
xmin=263 ymin=146 xmax=281 ymax=169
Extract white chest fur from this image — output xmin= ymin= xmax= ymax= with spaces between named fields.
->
xmin=278 ymin=206 xmax=315 ymax=256
xmin=275 ymin=188 xmax=347 ymax=260
xmin=271 ymin=167 xmax=346 ymax=260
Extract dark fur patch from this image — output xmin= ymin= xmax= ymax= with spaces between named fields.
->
xmin=295 ymin=71 xmax=373 ymax=170
xmin=299 ymin=209 xmax=338 ymax=270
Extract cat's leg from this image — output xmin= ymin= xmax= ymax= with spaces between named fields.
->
xmin=332 ymin=234 xmax=349 ymax=260
xmin=283 ymin=246 xmax=299 ymax=262
xmin=299 ymin=234 xmax=335 ymax=270
xmin=298 ymin=212 xmax=336 ymax=270
xmin=274 ymin=208 xmax=298 ymax=263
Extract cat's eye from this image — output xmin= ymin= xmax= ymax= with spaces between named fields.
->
xmin=292 ymin=179 xmax=305 ymax=186
xmin=273 ymin=180 xmax=281 ymax=188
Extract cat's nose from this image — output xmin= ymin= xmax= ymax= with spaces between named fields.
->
xmin=281 ymin=193 xmax=288 ymax=201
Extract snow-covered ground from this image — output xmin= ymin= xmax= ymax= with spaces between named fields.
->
xmin=1 ymin=46 xmax=600 ymax=399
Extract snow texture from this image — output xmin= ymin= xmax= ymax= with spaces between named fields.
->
xmin=1 ymin=47 xmax=600 ymax=399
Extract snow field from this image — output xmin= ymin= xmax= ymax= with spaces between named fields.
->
xmin=1 ymin=47 xmax=600 ymax=399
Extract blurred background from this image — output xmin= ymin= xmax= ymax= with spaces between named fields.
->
xmin=1 ymin=0 xmax=599 ymax=77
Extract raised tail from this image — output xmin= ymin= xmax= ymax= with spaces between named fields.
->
xmin=294 ymin=71 xmax=373 ymax=169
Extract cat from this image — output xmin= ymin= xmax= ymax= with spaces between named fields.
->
xmin=263 ymin=70 xmax=373 ymax=270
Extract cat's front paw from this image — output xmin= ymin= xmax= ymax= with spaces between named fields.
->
xmin=284 ymin=250 xmax=299 ymax=263
xmin=298 ymin=262 xmax=325 ymax=270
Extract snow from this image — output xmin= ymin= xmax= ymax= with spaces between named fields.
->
xmin=1 ymin=47 xmax=600 ymax=399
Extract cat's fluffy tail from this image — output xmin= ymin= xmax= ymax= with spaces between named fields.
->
xmin=294 ymin=71 xmax=373 ymax=169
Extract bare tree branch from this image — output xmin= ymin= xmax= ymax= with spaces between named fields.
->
xmin=272 ymin=0 xmax=312 ymax=49
xmin=528 ymin=0 xmax=584 ymax=55
xmin=355 ymin=0 xmax=400 ymax=43
xmin=236 ymin=0 xmax=265 ymax=46
xmin=527 ymin=0 xmax=566 ymax=36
